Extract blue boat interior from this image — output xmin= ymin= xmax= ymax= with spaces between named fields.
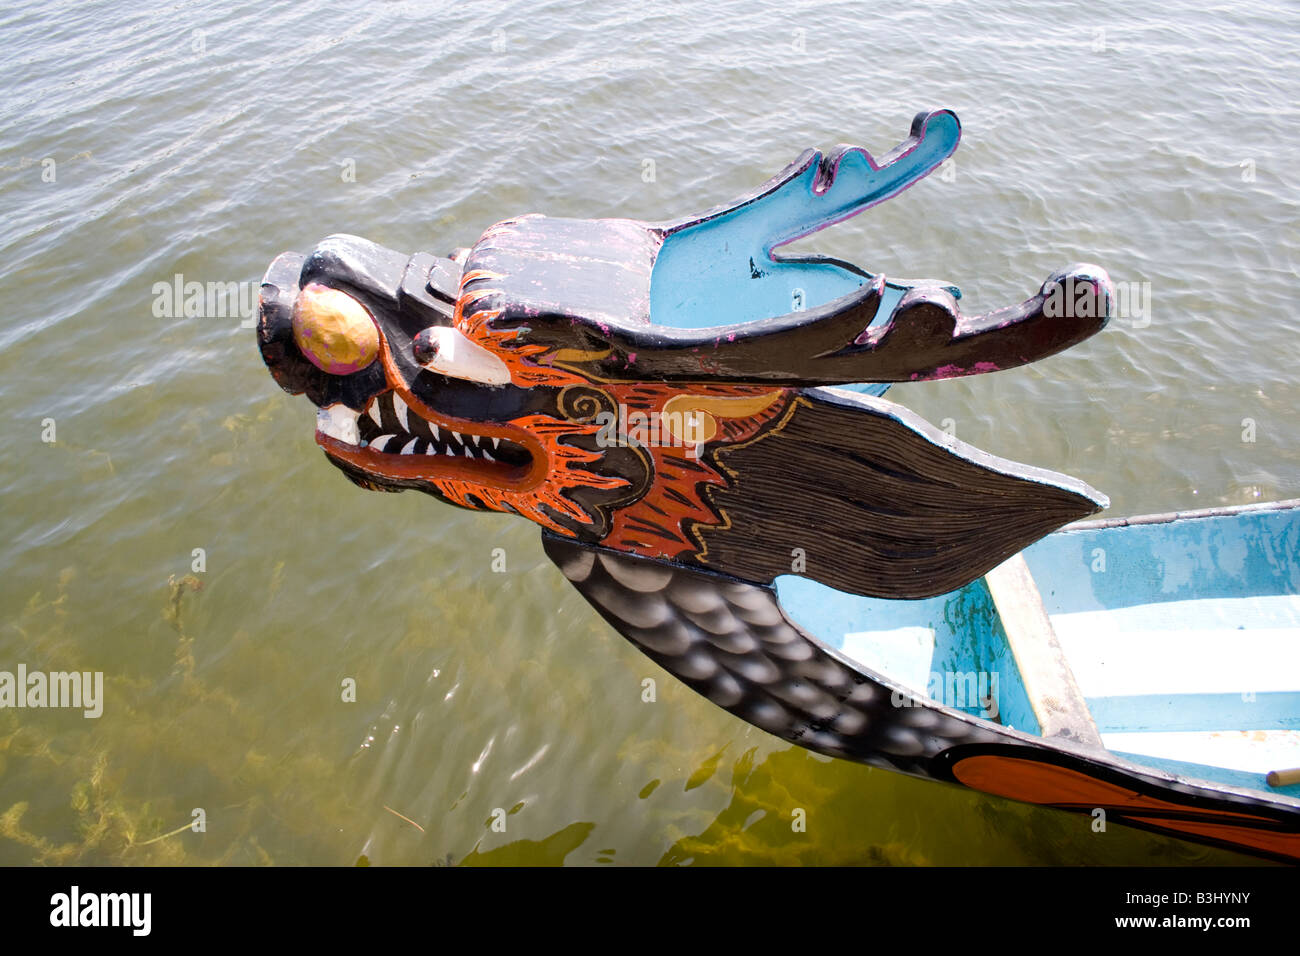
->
xmin=776 ymin=502 xmax=1300 ymax=800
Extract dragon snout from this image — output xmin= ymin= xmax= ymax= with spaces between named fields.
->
xmin=256 ymin=250 xmax=389 ymax=406
xmin=257 ymin=250 xmax=316 ymax=396
xmin=258 ymin=233 xmax=478 ymax=403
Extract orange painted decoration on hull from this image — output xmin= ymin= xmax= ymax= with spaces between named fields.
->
xmin=953 ymin=753 xmax=1300 ymax=862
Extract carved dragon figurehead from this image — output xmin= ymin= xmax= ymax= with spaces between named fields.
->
xmin=251 ymin=115 xmax=1300 ymax=865
xmin=259 ymin=109 xmax=1112 ymax=601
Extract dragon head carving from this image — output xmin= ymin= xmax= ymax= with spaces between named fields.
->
xmin=257 ymin=109 xmax=1112 ymax=599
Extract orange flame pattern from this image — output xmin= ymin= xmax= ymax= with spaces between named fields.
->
xmin=428 ymin=412 xmax=629 ymax=535
xmin=447 ymin=269 xmax=793 ymax=553
xmin=457 ymin=271 xmax=592 ymax=389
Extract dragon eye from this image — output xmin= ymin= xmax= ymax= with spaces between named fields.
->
xmin=291 ymin=283 xmax=379 ymax=375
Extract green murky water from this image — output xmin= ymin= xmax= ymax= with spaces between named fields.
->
xmin=2 ymin=0 xmax=1297 ymax=864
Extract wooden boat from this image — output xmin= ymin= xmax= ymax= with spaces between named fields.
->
xmin=255 ymin=109 xmax=1300 ymax=862
xmin=773 ymin=496 xmax=1300 ymax=862
xmin=538 ymin=497 xmax=1300 ymax=865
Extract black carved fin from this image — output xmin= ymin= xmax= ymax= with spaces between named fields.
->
xmin=565 ymin=264 xmax=1111 ymax=386
xmin=689 ymin=387 xmax=1106 ymax=599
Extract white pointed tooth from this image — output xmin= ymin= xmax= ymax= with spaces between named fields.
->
xmin=367 ymin=401 xmax=383 ymax=427
xmin=491 ymin=436 xmax=500 ymax=449
xmin=370 ymin=434 xmax=393 ymax=453
xmin=463 ymin=446 xmax=474 ymax=458
xmin=483 ymin=450 xmax=495 ymax=462
xmin=401 ymin=437 xmax=420 ymax=455
xmin=425 ymin=445 xmax=437 ymax=455
xmin=316 ymin=404 xmax=360 ymax=445
xmin=452 ymin=431 xmax=463 ymax=444
xmin=430 ymin=423 xmax=440 ymax=441
xmin=470 ymin=434 xmax=482 ymax=447
xmin=394 ymin=395 xmax=410 ymax=432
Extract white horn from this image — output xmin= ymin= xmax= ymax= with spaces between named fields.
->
xmin=414 ymin=327 xmax=511 ymax=386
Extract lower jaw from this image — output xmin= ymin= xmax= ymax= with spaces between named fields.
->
xmin=315 ymin=432 xmax=542 ymax=490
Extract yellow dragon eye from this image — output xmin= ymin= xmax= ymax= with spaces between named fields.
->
xmin=291 ymin=283 xmax=379 ymax=375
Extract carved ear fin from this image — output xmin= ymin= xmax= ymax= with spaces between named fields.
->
xmin=685 ymin=387 xmax=1105 ymax=599
xmin=412 ymin=326 xmax=512 ymax=385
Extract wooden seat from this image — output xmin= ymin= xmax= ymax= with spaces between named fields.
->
xmin=985 ymin=553 xmax=1103 ymax=748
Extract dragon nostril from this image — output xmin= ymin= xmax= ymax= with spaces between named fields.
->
xmin=412 ymin=329 xmax=439 ymax=366
xmin=291 ymin=283 xmax=379 ymax=375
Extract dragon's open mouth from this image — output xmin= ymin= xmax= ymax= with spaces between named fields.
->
xmin=314 ymin=389 xmax=536 ymax=487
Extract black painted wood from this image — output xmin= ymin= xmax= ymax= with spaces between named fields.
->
xmin=687 ymin=387 xmax=1105 ymax=599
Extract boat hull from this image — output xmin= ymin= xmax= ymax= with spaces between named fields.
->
xmin=546 ymin=499 xmax=1300 ymax=863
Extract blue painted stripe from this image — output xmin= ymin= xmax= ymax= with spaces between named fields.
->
xmin=1088 ymin=691 xmax=1300 ymax=733
xmin=1024 ymin=506 xmax=1300 ymax=615
xmin=775 ymin=574 xmax=1040 ymax=734
xmin=1111 ymin=750 xmax=1300 ymax=800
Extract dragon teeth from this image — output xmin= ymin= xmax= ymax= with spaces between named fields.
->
xmin=355 ymin=407 xmax=506 ymax=463
xmin=317 ymin=404 xmax=360 ymax=445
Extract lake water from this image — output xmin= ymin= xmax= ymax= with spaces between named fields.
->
xmin=1 ymin=0 xmax=1297 ymax=864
